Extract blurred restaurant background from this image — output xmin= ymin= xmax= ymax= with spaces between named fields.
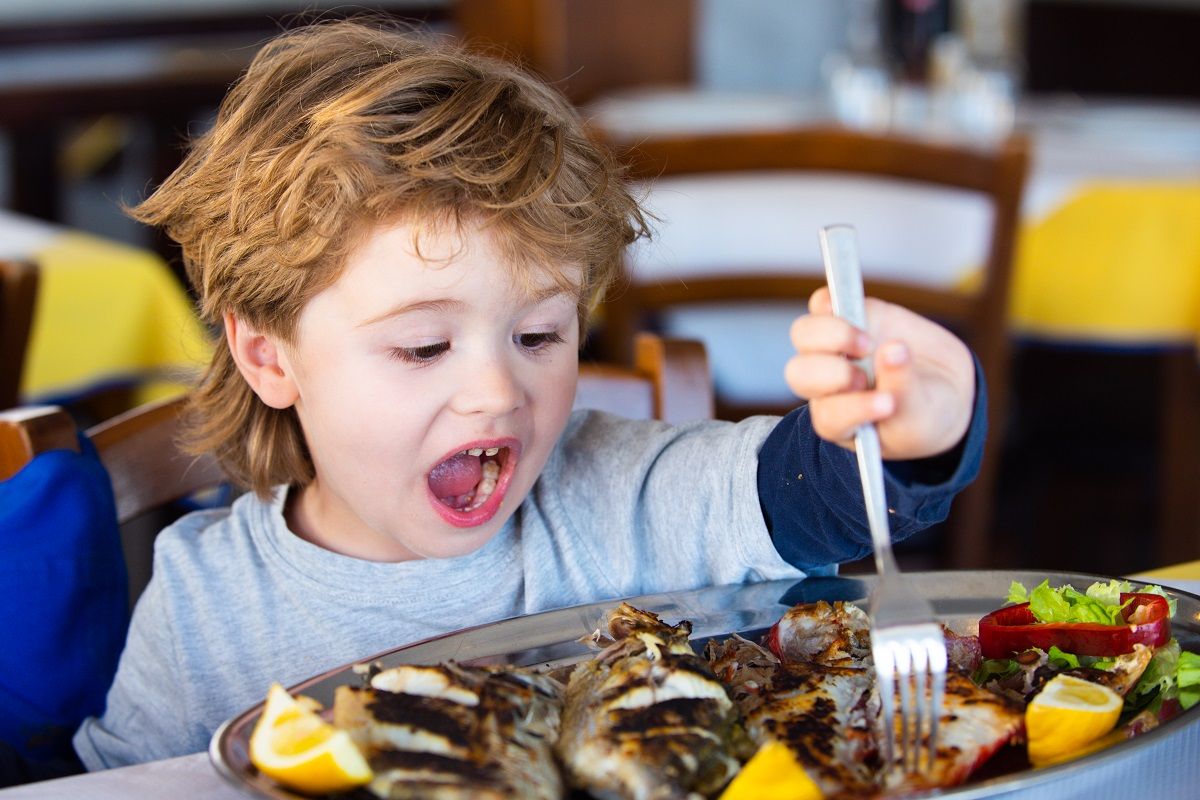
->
xmin=1 ymin=0 xmax=1197 ymax=583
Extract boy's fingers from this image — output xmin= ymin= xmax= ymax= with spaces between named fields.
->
xmin=785 ymin=354 xmax=868 ymax=399
xmin=807 ymin=287 xmax=833 ymax=315
xmin=808 ymin=391 xmax=896 ymax=445
xmin=873 ymin=340 xmax=912 ymax=399
xmin=790 ymin=314 xmax=873 ymax=358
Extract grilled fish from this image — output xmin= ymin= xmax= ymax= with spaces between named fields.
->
xmin=766 ymin=600 xmax=871 ymax=668
xmin=333 ymin=662 xmax=564 ymax=799
xmin=720 ymin=600 xmax=1024 ymax=794
xmin=555 ymin=603 xmax=747 ymax=800
xmin=706 ymin=634 xmax=879 ymax=798
xmin=883 ymin=668 xmax=1024 ymax=793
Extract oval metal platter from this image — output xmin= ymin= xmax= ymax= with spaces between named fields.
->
xmin=211 ymin=570 xmax=1200 ymax=800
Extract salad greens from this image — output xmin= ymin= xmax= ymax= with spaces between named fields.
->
xmin=987 ymin=579 xmax=1199 ymax=714
xmin=1004 ymin=579 xmax=1175 ymax=626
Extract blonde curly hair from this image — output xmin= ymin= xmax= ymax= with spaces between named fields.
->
xmin=133 ymin=18 xmax=646 ymax=497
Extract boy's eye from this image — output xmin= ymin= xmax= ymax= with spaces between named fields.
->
xmin=516 ymin=331 xmax=566 ymax=351
xmin=390 ymin=342 xmax=450 ymax=364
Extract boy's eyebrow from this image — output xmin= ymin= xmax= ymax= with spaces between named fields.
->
xmin=356 ymin=287 xmax=577 ymax=328
xmin=357 ymin=299 xmax=466 ymax=327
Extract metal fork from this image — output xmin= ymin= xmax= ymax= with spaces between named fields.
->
xmin=818 ymin=224 xmax=947 ymax=775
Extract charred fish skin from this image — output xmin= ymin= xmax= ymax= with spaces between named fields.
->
xmin=557 ymin=603 xmax=744 ymax=800
xmin=333 ymin=662 xmax=564 ymax=800
xmin=754 ymin=600 xmax=1025 ymax=793
xmin=705 ymin=635 xmax=880 ymax=799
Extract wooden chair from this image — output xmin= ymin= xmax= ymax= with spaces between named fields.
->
xmin=0 ymin=395 xmax=224 ymax=525
xmin=0 ymin=259 xmax=38 ymax=411
xmin=598 ymin=127 xmax=1030 ymax=569
xmin=576 ymin=332 xmax=714 ymax=423
xmin=1 ymin=394 xmax=226 ymax=605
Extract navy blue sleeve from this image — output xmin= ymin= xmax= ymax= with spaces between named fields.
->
xmin=756 ymin=359 xmax=987 ymax=570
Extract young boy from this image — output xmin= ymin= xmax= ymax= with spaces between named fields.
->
xmin=74 ymin=19 xmax=982 ymax=769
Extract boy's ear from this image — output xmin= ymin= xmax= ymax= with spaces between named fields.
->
xmin=224 ymin=313 xmax=300 ymax=409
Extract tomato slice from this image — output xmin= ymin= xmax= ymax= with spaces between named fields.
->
xmin=978 ymin=593 xmax=1171 ymax=658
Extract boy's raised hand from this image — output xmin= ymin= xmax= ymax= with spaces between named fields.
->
xmin=785 ymin=287 xmax=976 ymax=461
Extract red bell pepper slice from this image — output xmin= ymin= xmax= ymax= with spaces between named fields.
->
xmin=978 ymin=592 xmax=1171 ymax=659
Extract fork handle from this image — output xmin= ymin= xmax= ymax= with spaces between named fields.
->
xmin=853 ymin=424 xmax=899 ymax=575
xmin=819 ymin=225 xmax=898 ymax=576
xmin=819 ymin=224 xmax=874 ymax=387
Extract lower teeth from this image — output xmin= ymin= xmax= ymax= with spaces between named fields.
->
xmin=449 ymin=460 xmax=501 ymax=513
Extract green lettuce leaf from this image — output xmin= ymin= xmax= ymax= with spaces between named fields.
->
xmin=1082 ymin=578 xmax=1130 ymax=607
xmin=1005 ymin=581 xmax=1029 ymax=605
xmin=973 ymin=658 xmax=1019 ymax=685
xmin=1136 ymin=638 xmax=1180 ymax=701
xmin=1047 ymin=646 xmax=1080 ymax=669
xmin=1013 ymin=579 xmax=1126 ymax=625
xmin=1177 ymin=651 xmax=1200 ymax=711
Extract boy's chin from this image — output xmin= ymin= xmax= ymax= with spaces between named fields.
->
xmin=410 ymin=524 xmax=503 ymax=561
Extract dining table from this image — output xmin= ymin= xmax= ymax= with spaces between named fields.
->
xmin=2 ymin=563 xmax=1198 ymax=800
xmin=0 ymin=208 xmax=212 ymax=410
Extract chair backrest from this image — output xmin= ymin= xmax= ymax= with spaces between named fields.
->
xmin=0 ymin=259 xmax=38 ymax=410
xmin=600 ymin=127 xmax=1028 ymax=406
xmin=576 ymin=332 xmax=714 ymax=423
xmin=0 ymin=394 xmax=224 ymax=525
xmin=597 ymin=127 xmax=1029 ymax=568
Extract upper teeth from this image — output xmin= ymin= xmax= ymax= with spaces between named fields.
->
xmin=484 ymin=447 xmax=499 ymax=456
xmin=465 ymin=447 xmax=501 ymax=457
xmin=467 ymin=448 xmax=483 ymax=456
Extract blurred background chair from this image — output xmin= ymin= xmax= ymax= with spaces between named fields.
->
xmin=576 ymin=332 xmax=714 ymax=423
xmin=0 ymin=259 xmax=38 ymax=411
xmin=594 ymin=127 xmax=1029 ymax=569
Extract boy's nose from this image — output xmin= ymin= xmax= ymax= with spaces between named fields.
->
xmin=450 ymin=356 xmax=526 ymax=417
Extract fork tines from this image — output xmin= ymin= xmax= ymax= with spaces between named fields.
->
xmin=873 ymin=622 xmax=949 ymax=774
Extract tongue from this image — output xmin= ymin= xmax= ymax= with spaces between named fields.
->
xmin=428 ymin=453 xmax=483 ymax=501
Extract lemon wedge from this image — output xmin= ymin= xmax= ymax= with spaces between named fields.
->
xmin=720 ymin=740 xmax=824 ymax=800
xmin=249 ymin=683 xmax=373 ymax=795
xmin=1025 ymin=674 xmax=1123 ymax=766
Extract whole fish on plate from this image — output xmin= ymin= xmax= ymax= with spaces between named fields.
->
xmin=555 ymin=603 xmax=748 ymax=800
xmin=333 ymin=661 xmax=564 ymax=799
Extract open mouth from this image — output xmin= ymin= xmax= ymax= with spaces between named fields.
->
xmin=427 ymin=446 xmax=511 ymax=513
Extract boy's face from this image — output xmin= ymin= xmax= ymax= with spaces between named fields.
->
xmin=275 ymin=218 xmax=581 ymax=561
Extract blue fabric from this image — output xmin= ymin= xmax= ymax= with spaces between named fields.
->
xmin=0 ymin=435 xmax=128 ymax=762
xmin=758 ymin=357 xmax=988 ymax=570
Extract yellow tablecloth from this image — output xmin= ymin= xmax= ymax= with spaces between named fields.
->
xmin=1137 ymin=560 xmax=1200 ymax=582
xmin=1010 ymin=182 xmax=1200 ymax=348
xmin=21 ymin=231 xmax=213 ymax=405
